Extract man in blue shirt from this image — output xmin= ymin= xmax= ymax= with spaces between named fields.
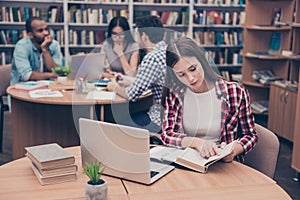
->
xmin=107 ymin=15 xmax=166 ymax=133
xmin=11 ymin=16 xmax=61 ymax=84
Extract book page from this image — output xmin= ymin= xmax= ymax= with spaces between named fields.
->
xmin=150 ymin=146 xmax=184 ymax=163
xmin=29 ymin=89 xmax=63 ymax=98
xmin=178 ymin=140 xmax=237 ymax=167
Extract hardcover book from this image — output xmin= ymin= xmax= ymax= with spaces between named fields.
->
xmin=31 ymin=163 xmax=77 ymax=186
xmin=268 ymin=32 xmax=281 ymax=55
xmin=150 ymin=141 xmax=237 ymax=173
xmin=25 ymin=143 xmax=75 ymax=169
xmin=31 ymin=162 xmax=78 ymax=176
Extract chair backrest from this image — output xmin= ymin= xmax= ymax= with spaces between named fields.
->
xmin=0 ymin=64 xmax=11 ymax=96
xmin=244 ymin=123 xmax=280 ymax=179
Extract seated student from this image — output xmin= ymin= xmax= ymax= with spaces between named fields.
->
xmin=11 ymin=16 xmax=61 ymax=84
xmin=107 ymin=15 xmax=166 ymax=133
xmin=101 ymin=16 xmax=139 ymax=78
xmin=162 ymin=37 xmax=258 ymax=162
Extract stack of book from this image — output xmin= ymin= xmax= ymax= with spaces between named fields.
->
xmin=252 ymin=70 xmax=283 ymax=86
xmin=25 ymin=143 xmax=77 ymax=185
xmin=251 ymin=100 xmax=269 ymax=114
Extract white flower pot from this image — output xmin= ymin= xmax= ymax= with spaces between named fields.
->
xmin=57 ymin=76 xmax=68 ymax=83
xmin=85 ymin=179 xmax=107 ymax=200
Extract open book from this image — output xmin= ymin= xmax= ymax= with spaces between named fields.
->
xmin=150 ymin=140 xmax=237 ymax=173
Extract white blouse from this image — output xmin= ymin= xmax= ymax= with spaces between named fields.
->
xmin=183 ymin=87 xmax=222 ymax=143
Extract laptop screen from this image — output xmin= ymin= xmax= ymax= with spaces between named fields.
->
xmin=70 ymin=53 xmax=106 ymax=80
xmin=79 ymin=118 xmax=174 ymax=185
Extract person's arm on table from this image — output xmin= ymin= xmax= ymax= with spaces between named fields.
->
xmin=107 ymin=82 xmax=128 ymax=99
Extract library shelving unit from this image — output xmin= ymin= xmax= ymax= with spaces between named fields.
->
xmin=292 ymin=0 xmax=300 ymax=181
xmin=241 ymin=0 xmax=294 ymax=103
xmin=0 ymin=0 xmax=245 ymax=74
xmin=67 ymin=0 xmax=130 ymax=55
xmin=193 ymin=2 xmax=245 ymax=76
xmin=0 ymin=0 xmax=65 ymax=65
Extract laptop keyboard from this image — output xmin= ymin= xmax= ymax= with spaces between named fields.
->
xmin=150 ymin=170 xmax=159 ymax=178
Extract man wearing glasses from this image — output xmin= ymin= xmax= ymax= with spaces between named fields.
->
xmin=11 ymin=16 xmax=61 ymax=84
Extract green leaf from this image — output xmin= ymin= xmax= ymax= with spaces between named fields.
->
xmin=83 ymin=161 xmax=105 ymax=185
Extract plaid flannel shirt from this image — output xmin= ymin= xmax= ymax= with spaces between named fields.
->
xmin=161 ymin=78 xmax=258 ymax=162
xmin=126 ymin=41 xmax=167 ymax=126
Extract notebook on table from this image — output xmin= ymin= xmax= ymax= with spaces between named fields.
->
xmin=79 ymin=118 xmax=174 ymax=185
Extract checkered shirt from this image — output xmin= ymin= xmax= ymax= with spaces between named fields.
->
xmin=161 ymin=78 xmax=258 ymax=162
xmin=126 ymin=41 xmax=167 ymax=126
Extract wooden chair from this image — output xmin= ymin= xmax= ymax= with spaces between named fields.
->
xmin=244 ymin=123 xmax=280 ymax=179
xmin=0 ymin=64 xmax=11 ymax=152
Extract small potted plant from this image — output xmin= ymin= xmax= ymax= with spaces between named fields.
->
xmin=52 ymin=66 xmax=72 ymax=82
xmin=83 ymin=162 xmax=107 ymax=200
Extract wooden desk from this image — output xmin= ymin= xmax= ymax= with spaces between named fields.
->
xmin=0 ymin=147 xmax=128 ymax=200
xmin=7 ymin=85 xmax=153 ymax=159
xmin=124 ymin=162 xmax=291 ymax=199
xmin=0 ymin=147 xmax=292 ymax=200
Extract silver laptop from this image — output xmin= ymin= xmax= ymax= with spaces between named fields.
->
xmin=70 ymin=53 xmax=106 ymax=80
xmin=79 ymin=118 xmax=174 ymax=185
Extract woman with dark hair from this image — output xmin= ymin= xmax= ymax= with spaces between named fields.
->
xmin=162 ymin=37 xmax=258 ymax=163
xmin=101 ymin=16 xmax=139 ymax=77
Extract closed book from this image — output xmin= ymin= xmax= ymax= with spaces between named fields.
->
xmin=31 ymin=161 xmax=78 ymax=176
xmin=150 ymin=141 xmax=237 ymax=173
xmin=14 ymin=81 xmax=48 ymax=91
xmin=25 ymin=143 xmax=75 ymax=169
xmin=31 ymin=162 xmax=77 ymax=185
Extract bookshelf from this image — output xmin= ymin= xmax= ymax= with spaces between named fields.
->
xmin=0 ymin=0 xmax=65 ymax=65
xmin=0 ymin=0 xmax=245 ymax=75
xmin=241 ymin=0 xmax=294 ymax=103
xmin=292 ymin=0 xmax=300 ymax=180
xmin=193 ymin=2 xmax=245 ymax=76
xmin=67 ymin=0 xmax=129 ymax=55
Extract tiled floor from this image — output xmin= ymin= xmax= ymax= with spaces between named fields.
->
xmin=0 ymin=111 xmax=299 ymax=199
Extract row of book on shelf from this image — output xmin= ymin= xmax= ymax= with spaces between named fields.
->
xmin=69 ymin=6 xmax=128 ymax=24
xmin=0 ymin=6 xmax=63 ymax=23
xmin=72 ymin=0 xmax=244 ymax=4
xmin=193 ymin=31 xmax=242 ymax=46
xmin=205 ymin=49 xmax=242 ymax=65
xmin=197 ymin=0 xmax=244 ymax=5
xmin=151 ymin=9 xmax=190 ymax=26
xmin=25 ymin=143 xmax=77 ymax=186
xmin=219 ymin=71 xmax=242 ymax=82
xmin=0 ymin=29 xmax=64 ymax=45
xmin=193 ymin=10 xmax=245 ymax=26
xmin=1 ymin=6 xmax=246 ymax=25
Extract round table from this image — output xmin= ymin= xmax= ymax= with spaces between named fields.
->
xmin=7 ymin=84 xmax=153 ymax=159
xmin=0 ymin=146 xmax=292 ymax=199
